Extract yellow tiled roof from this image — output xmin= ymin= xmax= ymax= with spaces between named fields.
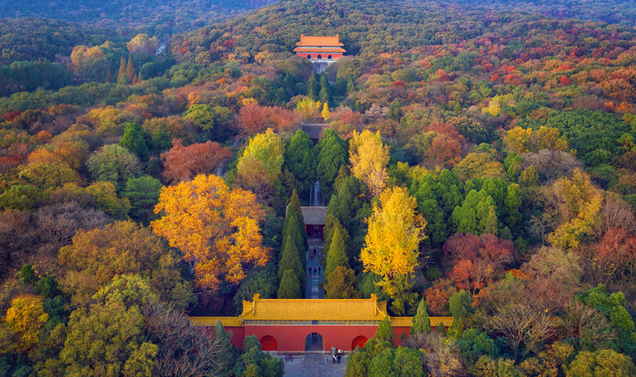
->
xmin=390 ymin=316 xmax=453 ymax=328
xmin=239 ymin=294 xmax=387 ymax=322
xmin=187 ymin=316 xmax=244 ymax=327
xmin=296 ymin=34 xmax=345 ymax=47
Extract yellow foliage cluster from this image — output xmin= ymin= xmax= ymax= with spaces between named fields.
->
xmin=360 ymin=187 xmax=427 ymax=297
xmin=548 ymin=169 xmax=602 ymax=250
xmin=504 ymin=126 xmax=569 ymax=154
xmin=151 ymin=174 xmax=270 ymax=290
xmin=5 ymin=294 xmax=49 ymax=353
xmin=349 ymin=130 xmax=390 ymax=197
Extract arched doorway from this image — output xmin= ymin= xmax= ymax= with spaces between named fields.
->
xmin=317 ymin=55 xmax=322 ymax=59
xmin=328 ymin=55 xmax=332 ymax=59
xmin=305 ymin=332 xmax=323 ymax=351
xmin=307 ymin=55 xmax=312 ymax=59
xmin=352 ymin=336 xmax=368 ymax=350
xmin=260 ymin=335 xmax=277 ymax=351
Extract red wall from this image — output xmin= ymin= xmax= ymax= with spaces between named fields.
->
xmin=208 ymin=324 xmax=413 ymax=352
xmin=246 ymin=325 xmax=378 ymax=352
xmin=296 ymin=53 xmax=343 ymax=59
xmin=200 ymin=326 xmax=245 ymax=348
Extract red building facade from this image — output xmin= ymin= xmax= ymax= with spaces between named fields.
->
xmin=293 ymin=35 xmax=346 ymax=61
xmin=189 ymin=295 xmax=452 ymax=353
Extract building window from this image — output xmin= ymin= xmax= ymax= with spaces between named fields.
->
xmin=317 ymin=55 xmax=322 ymax=59
xmin=307 ymin=55 xmax=311 ymax=59
xmin=328 ymin=55 xmax=332 ymax=59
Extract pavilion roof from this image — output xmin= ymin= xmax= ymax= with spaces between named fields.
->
xmin=296 ymin=34 xmax=345 ymax=47
xmin=239 ymin=294 xmax=388 ymax=322
xmin=301 ymin=206 xmax=327 ymax=225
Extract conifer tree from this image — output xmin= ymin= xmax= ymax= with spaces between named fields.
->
xmin=316 ymin=129 xmax=347 ymax=203
xmin=277 ymin=237 xmax=304 ymax=293
xmin=126 ymin=55 xmax=136 ymax=84
xmin=119 ymin=122 xmax=149 ymax=161
xmin=374 ymin=316 xmax=396 ymax=349
xmin=484 ymin=206 xmax=498 ymax=235
xmin=346 ymin=75 xmax=356 ymax=94
xmin=288 ymin=189 xmax=307 ymax=249
xmin=325 ymin=225 xmax=349 ymax=279
xmin=284 ymin=132 xmax=317 ymax=201
xmin=282 ymin=211 xmax=305 ymax=269
xmin=324 ymin=266 xmax=359 ymax=299
xmin=410 ymin=299 xmax=432 ymax=335
xmin=277 ymin=270 xmax=301 ymax=298
xmin=319 ymin=74 xmax=332 ymax=108
xmin=307 ymin=72 xmax=319 ymax=101
xmin=117 ymin=56 xmax=128 ymax=84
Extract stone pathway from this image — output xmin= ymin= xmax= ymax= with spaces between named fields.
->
xmin=282 ymin=354 xmax=347 ymax=377
xmin=306 ymin=237 xmax=324 ymax=299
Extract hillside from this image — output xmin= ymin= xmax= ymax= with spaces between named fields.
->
xmin=0 ymin=0 xmax=278 ymax=36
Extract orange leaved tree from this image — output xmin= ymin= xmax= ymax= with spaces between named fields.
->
xmin=151 ymin=174 xmax=270 ymax=290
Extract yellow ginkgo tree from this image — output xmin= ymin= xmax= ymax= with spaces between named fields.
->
xmin=151 ymin=174 xmax=270 ymax=290
xmin=360 ymin=187 xmax=427 ymax=298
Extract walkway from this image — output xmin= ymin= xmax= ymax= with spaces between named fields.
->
xmin=282 ymin=354 xmax=347 ymax=377
xmin=306 ymin=237 xmax=324 ymax=298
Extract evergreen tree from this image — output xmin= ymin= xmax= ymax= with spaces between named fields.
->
xmin=325 ymin=225 xmax=349 ymax=279
xmin=410 ymin=299 xmax=432 ymax=335
xmin=316 ymin=129 xmax=347 ymax=203
xmin=288 ymin=189 xmax=307 ymax=249
xmin=375 ymin=316 xmax=396 ymax=349
xmin=282 ymin=210 xmax=305 ymax=269
xmin=324 ymin=266 xmax=359 ymax=299
xmin=394 ymin=346 xmax=424 ymax=377
xmin=284 ymin=131 xmax=317 ymax=201
xmin=369 ymin=348 xmax=395 ymax=377
xmin=344 ymin=347 xmax=369 ymax=377
xmin=346 ymin=75 xmax=356 ymax=94
xmin=119 ymin=122 xmax=149 ymax=161
xmin=484 ymin=206 xmax=498 ymax=235
xmin=277 ymin=237 xmax=304 ymax=294
xmin=117 ymin=56 xmax=128 ymax=84
xmin=214 ymin=321 xmax=237 ymax=376
xmin=307 ymin=72 xmax=319 ymax=101
xmin=277 ymin=270 xmax=301 ymax=298
xmin=319 ymin=73 xmax=332 ymax=107
xmin=126 ymin=55 xmax=136 ymax=84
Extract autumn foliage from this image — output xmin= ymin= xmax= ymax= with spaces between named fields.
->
xmin=151 ymin=174 xmax=270 ymax=290
xmin=160 ymin=139 xmax=231 ymax=184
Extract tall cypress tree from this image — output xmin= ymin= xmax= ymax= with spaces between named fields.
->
xmin=278 ymin=236 xmax=304 ymax=287
xmin=325 ymin=224 xmax=349 ymax=279
xmin=316 ymin=129 xmax=347 ymax=203
xmin=319 ymin=73 xmax=332 ymax=107
xmin=117 ymin=56 xmax=127 ymax=84
xmin=284 ymin=132 xmax=317 ymax=201
xmin=126 ymin=55 xmax=136 ymax=83
xmin=282 ymin=209 xmax=305 ymax=269
xmin=288 ymin=189 xmax=307 ymax=249
xmin=278 ymin=270 xmax=301 ymax=299
xmin=307 ymin=72 xmax=319 ymax=101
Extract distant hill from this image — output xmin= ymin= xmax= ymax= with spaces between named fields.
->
xmin=0 ymin=18 xmax=117 ymax=65
xmin=0 ymin=0 xmax=279 ymax=36
xmin=170 ymin=0 xmax=636 ymax=65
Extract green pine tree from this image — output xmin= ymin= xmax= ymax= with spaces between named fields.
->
xmin=277 ymin=270 xmax=301 ymax=298
xmin=410 ymin=299 xmax=432 ymax=335
xmin=282 ymin=210 xmax=305 ymax=269
xmin=117 ymin=56 xmax=128 ymax=84
xmin=119 ymin=122 xmax=149 ymax=161
xmin=484 ymin=205 xmax=498 ymax=235
xmin=325 ymin=225 xmax=349 ymax=279
xmin=278 ymin=237 xmax=304 ymax=294
xmin=375 ymin=316 xmax=396 ymax=349
xmin=289 ymin=189 xmax=307 ymax=249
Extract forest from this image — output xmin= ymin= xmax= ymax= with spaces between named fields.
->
xmin=2 ymin=0 xmax=636 ymax=375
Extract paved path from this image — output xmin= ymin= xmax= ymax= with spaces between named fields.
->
xmin=282 ymin=354 xmax=347 ymax=377
xmin=306 ymin=237 xmax=324 ymax=299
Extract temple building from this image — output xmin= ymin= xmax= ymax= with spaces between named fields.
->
xmin=189 ymin=295 xmax=452 ymax=352
xmin=294 ymin=34 xmax=346 ymax=74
